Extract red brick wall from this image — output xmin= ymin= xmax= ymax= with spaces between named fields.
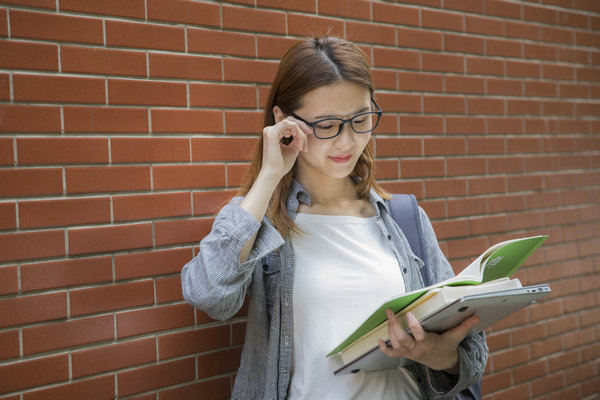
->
xmin=0 ymin=0 xmax=598 ymax=399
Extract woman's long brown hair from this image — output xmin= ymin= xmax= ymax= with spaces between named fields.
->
xmin=239 ymin=36 xmax=390 ymax=236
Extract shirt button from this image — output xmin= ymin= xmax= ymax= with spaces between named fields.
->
xmin=387 ymin=235 xmax=392 ymax=240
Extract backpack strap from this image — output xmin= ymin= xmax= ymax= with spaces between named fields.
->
xmin=387 ymin=194 xmax=431 ymax=287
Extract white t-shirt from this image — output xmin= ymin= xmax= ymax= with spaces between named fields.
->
xmin=288 ymin=213 xmax=421 ymax=400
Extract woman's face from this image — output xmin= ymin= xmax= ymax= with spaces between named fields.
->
xmin=292 ymin=81 xmax=373 ymax=183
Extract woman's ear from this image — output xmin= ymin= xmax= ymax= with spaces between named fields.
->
xmin=273 ymin=106 xmax=285 ymax=123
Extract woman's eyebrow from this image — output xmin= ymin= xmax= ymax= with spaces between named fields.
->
xmin=314 ymin=106 xmax=371 ymax=120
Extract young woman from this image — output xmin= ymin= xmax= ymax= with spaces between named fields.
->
xmin=181 ymin=36 xmax=488 ymax=400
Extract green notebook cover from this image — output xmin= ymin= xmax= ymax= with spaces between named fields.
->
xmin=327 ymin=235 xmax=548 ymax=356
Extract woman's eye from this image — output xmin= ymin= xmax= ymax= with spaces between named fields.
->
xmin=317 ymin=124 xmax=335 ymax=130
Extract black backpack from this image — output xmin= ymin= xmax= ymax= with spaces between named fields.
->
xmin=388 ymin=194 xmax=482 ymax=400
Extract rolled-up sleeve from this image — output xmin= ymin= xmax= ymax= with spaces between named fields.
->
xmin=406 ymin=207 xmax=489 ymax=399
xmin=181 ymin=198 xmax=284 ymax=321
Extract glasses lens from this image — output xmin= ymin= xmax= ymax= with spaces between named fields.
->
xmin=314 ymin=119 xmax=342 ymax=139
xmin=351 ymin=112 xmax=379 ymax=133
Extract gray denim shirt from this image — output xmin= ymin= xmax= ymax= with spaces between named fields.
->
xmin=181 ymin=180 xmax=488 ymax=400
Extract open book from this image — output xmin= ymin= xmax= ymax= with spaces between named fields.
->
xmin=327 ymin=235 xmax=549 ymax=363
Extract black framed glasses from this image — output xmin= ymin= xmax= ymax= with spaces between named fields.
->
xmin=290 ymin=98 xmax=382 ymax=140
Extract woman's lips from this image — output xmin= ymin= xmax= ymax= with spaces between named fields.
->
xmin=329 ymin=154 xmax=352 ymax=164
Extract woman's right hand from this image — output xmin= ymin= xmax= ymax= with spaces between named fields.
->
xmin=260 ymin=116 xmax=312 ymax=181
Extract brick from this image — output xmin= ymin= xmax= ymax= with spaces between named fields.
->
xmin=257 ymin=0 xmax=315 ymax=12
xmin=224 ymin=111 xmax=263 ymax=134
xmin=17 ymin=137 xmax=109 ymax=165
xmin=156 ymin=276 xmax=183 ymax=303
xmin=0 ymin=40 xmax=57 ymax=71
xmin=507 ymin=60 xmax=540 ymax=78
xmin=487 ymin=77 xmax=522 ymax=96
xmin=559 ymin=47 xmax=589 ymax=64
xmin=147 ymin=0 xmax=219 ymax=27
xmin=19 ymin=197 xmax=111 ymax=228
xmin=0 ymin=265 xmax=18 ymax=295
xmin=470 ymin=215 xmax=509 ymax=235
xmin=0 ymin=73 xmax=9 ymax=100
xmin=0 ymin=329 xmax=19 ymax=361
xmin=395 ymin=72 xmax=441 ymax=93
xmin=115 ymin=248 xmax=192 ymax=280
xmin=445 ymin=33 xmax=485 ymax=55
xmin=506 ymin=20 xmax=541 ymax=41
xmin=158 ymin=325 xmax=229 ymax=360
xmin=372 ymin=2 xmax=419 ymax=26
xmin=222 ymin=5 xmax=286 ymax=34
xmin=373 ymin=48 xmax=421 ymax=70
xmin=400 ymin=115 xmax=444 ymax=134
xmin=191 ymin=137 xmax=256 ymax=161
xmin=108 ymin=79 xmax=187 ymax=106
xmin=153 ymin=164 xmax=226 ymax=190
xmin=23 ymin=315 xmax=113 ymax=355
xmin=446 ymin=116 xmax=486 ymax=134
xmin=488 ymin=38 xmax=523 ymax=58
xmin=468 ymin=98 xmax=505 ymax=115
xmin=72 ymin=337 xmax=156 ymax=378
xmin=424 ymin=95 xmax=466 ymax=114
xmin=371 ymin=69 xmax=396 ymax=91
xmin=227 ymin=164 xmax=248 ymax=187
xmin=10 ymin=10 xmax=103 ymax=44
xmin=347 ymin=21 xmax=396 ymax=46
xmin=493 ymin=345 xmax=531 ymax=371
xmin=425 ymin=178 xmax=467 ymax=199
xmin=467 ymin=56 xmax=504 ymax=76
xmin=197 ymin=347 xmax=242 ymax=379
xmin=106 ymin=20 xmax=185 ymax=51
xmin=68 ymin=223 xmax=153 ymax=256
xmin=0 ymin=292 xmax=67 ymax=328
xmin=466 ymin=15 xmax=503 ymax=36
xmin=377 ymin=92 xmax=421 ymax=113
xmin=154 ymin=218 xmax=213 ymax=247
xmin=559 ymin=9 xmax=590 ymax=29
xmin=61 ymin=45 xmax=147 ymax=77
xmin=422 ymin=8 xmax=463 ymax=31
xmin=65 ymin=166 xmax=151 ymax=194
xmin=189 ymin=84 xmax=257 ymax=108
xmin=111 ymin=137 xmax=189 ymax=163
xmin=64 ymin=106 xmax=149 ymax=133
xmin=114 ymin=192 xmax=191 ymax=222
xmin=149 ymin=52 xmax=221 ymax=81
xmin=21 ymin=257 xmax=112 ymax=292
xmin=0 ymin=105 xmax=61 ymax=133
xmin=400 ymin=159 xmax=445 ymax=178
xmin=71 ymin=280 xmax=154 ymax=316
xmin=398 ymin=26 xmax=442 ymax=51
xmin=158 ymin=377 xmax=231 ymax=400
xmin=524 ymin=4 xmax=557 ymax=24
xmin=469 ymin=176 xmax=507 ymax=195
xmin=524 ymin=43 xmax=558 ymax=62
xmin=188 ymin=28 xmax=255 ymax=57
xmin=446 ymin=76 xmax=485 ymax=94
xmin=116 ymin=303 xmax=194 ymax=338
xmin=424 ymin=137 xmax=465 ymax=155
xmin=489 ymin=157 xmax=525 ymax=174
xmin=193 ymin=190 xmax=236 ymax=216
xmin=423 ymin=53 xmax=464 ymax=73
xmin=60 ymin=0 xmax=145 ymax=19
xmin=151 ymin=109 xmax=223 ymax=134
xmin=375 ymin=159 xmax=399 ymax=180
xmin=13 ymin=74 xmax=105 ymax=104
xmin=507 ymin=99 xmax=541 ymax=116
xmin=118 ymin=357 xmax=195 ymax=397
xmin=1 ymin=0 xmax=61 ymax=8
xmin=23 ymin=375 xmax=115 ymax=400
xmin=513 ymin=359 xmax=548 ymax=383
xmin=0 ymin=202 xmax=16 ymax=230
xmin=287 ymin=13 xmax=344 ymax=38
xmin=375 ymin=137 xmax=423 ymax=157
xmin=0 ymin=9 xmax=6 ymax=37
xmin=0 ymin=354 xmax=68 ymax=394
xmin=223 ymin=58 xmax=279 ymax=84
xmin=318 ymin=0 xmax=369 ymax=19
xmin=558 ymin=82 xmax=587 ymax=97
xmin=0 ymin=230 xmax=65 ymax=262
xmin=447 ymin=198 xmax=488 ymax=218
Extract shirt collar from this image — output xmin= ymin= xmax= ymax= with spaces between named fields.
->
xmin=286 ymin=178 xmax=389 ymax=218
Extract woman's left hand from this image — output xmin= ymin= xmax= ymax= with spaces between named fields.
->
xmin=377 ymin=309 xmax=480 ymax=374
